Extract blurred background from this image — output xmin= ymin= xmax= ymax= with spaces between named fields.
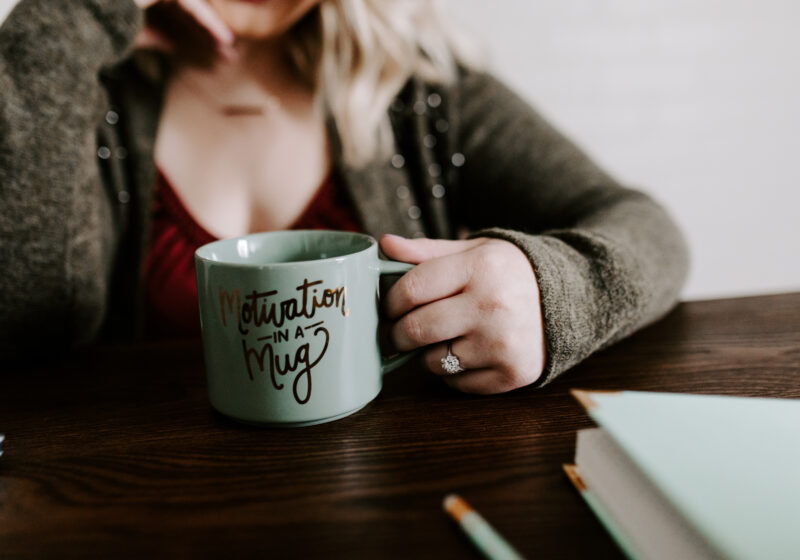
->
xmin=452 ymin=0 xmax=800 ymax=300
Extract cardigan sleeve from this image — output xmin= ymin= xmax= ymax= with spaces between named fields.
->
xmin=451 ymin=70 xmax=690 ymax=386
xmin=0 ymin=0 xmax=142 ymax=358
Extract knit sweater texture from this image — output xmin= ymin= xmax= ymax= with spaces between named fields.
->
xmin=0 ymin=0 xmax=690 ymax=386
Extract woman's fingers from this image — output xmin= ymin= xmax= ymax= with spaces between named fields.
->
xmin=380 ymin=234 xmax=483 ymax=264
xmin=440 ymin=368 xmax=521 ymax=395
xmin=384 ymin=251 xmax=475 ymax=319
xmin=134 ymin=0 xmax=236 ymax=59
xmin=423 ymin=329 xmax=544 ymax=393
xmin=391 ymin=295 xmax=476 ymax=351
xmin=133 ymin=26 xmax=175 ymax=52
xmin=178 ymin=0 xmax=235 ymax=48
xmin=422 ymin=338 xmax=490 ymax=374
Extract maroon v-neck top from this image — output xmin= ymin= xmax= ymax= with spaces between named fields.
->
xmin=142 ymin=171 xmax=363 ymax=339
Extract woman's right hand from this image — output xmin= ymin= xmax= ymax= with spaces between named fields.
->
xmin=133 ymin=0 xmax=235 ymax=59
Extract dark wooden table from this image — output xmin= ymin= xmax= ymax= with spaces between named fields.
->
xmin=1 ymin=293 xmax=799 ymax=559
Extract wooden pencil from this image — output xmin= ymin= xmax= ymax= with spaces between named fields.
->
xmin=443 ymin=494 xmax=525 ymax=560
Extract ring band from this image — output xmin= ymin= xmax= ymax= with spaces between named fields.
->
xmin=441 ymin=341 xmax=465 ymax=374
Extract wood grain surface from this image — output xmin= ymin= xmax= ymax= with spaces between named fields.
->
xmin=1 ymin=293 xmax=799 ymax=559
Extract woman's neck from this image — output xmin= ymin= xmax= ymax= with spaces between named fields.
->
xmin=176 ymin=38 xmax=306 ymax=109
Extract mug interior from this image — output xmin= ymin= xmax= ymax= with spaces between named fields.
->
xmin=195 ymin=230 xmax=375 ymax=266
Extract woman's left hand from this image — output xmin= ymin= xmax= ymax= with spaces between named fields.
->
xmin=380 ymin=234 xmax=546 ymax=394
xmin=133 ymin=0 xmax=236 ymax=61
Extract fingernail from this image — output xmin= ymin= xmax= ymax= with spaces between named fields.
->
xmin=382 ymin=234 xmax=405 ymax=240
xmin=219 ymin=28 xmax=235 ymax=45
xmin=217 ymin=44 xmax=239 ymax=63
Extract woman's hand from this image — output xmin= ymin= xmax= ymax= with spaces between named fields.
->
xmin=133 ymin=0 xmax=235 ymax=59
xmin=380 ymin=234 xmax=547 ymax=394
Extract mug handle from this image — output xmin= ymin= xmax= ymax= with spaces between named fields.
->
xmin=378 ymin=259 xmax=421 ymax=375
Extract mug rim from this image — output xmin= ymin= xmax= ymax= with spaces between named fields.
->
xmin=194 ymin=229 xmax=378 ymax=268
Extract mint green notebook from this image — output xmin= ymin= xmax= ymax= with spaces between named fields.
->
xmin=567 ymin=391 xmax=800 ymax=560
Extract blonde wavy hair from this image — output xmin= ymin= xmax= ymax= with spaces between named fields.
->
xmin=283 ymin=0 xmax=481 ymax=168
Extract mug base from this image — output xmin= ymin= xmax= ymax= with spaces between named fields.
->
xmin=217 ymin=403 xmax=369 ymax=428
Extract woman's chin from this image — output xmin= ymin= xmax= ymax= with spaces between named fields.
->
xmin=218 ymin=13 xmax=287 ymax=40
xmin=209 ymin=0 xmax=320 ymax=41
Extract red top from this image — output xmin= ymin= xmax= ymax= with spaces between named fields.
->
xmin=142 ymin=172 xmax=363 ymax=339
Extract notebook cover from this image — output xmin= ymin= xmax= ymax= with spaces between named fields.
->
xmin=576 ymin=390 xmax=800 ymax=560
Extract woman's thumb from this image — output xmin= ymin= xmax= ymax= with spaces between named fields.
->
xmin=379 ymin=234 xmax=480 ymax=264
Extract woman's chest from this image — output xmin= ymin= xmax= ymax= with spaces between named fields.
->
xmin=154 ymin=86 xmax=331 ymax=238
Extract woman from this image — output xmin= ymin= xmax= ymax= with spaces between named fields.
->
xmin=0 ymin=0 xmax=689 ymax=393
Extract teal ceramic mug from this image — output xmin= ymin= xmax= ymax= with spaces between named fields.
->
xmin=195 ymin=230 xmax=416 ymax=427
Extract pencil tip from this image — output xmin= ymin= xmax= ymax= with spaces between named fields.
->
xmin=443 ymin=494 xmax=471 ymax=521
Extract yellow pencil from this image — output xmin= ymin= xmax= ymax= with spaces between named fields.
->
xmin=443 ymin=494 xmax=525 ymax=560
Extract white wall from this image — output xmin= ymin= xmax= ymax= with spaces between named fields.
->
xmin=452 ymin=0 xmax=800 ymax=300
xmin=0 ymin=1 xmax=13 ymax=24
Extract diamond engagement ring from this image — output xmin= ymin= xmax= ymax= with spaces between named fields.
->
xmin=441 ymin=342 xmax=465 ymax=374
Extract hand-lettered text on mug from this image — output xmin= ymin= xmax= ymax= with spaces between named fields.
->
xmin=218 ymin=278 xmax=349 ymax=405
